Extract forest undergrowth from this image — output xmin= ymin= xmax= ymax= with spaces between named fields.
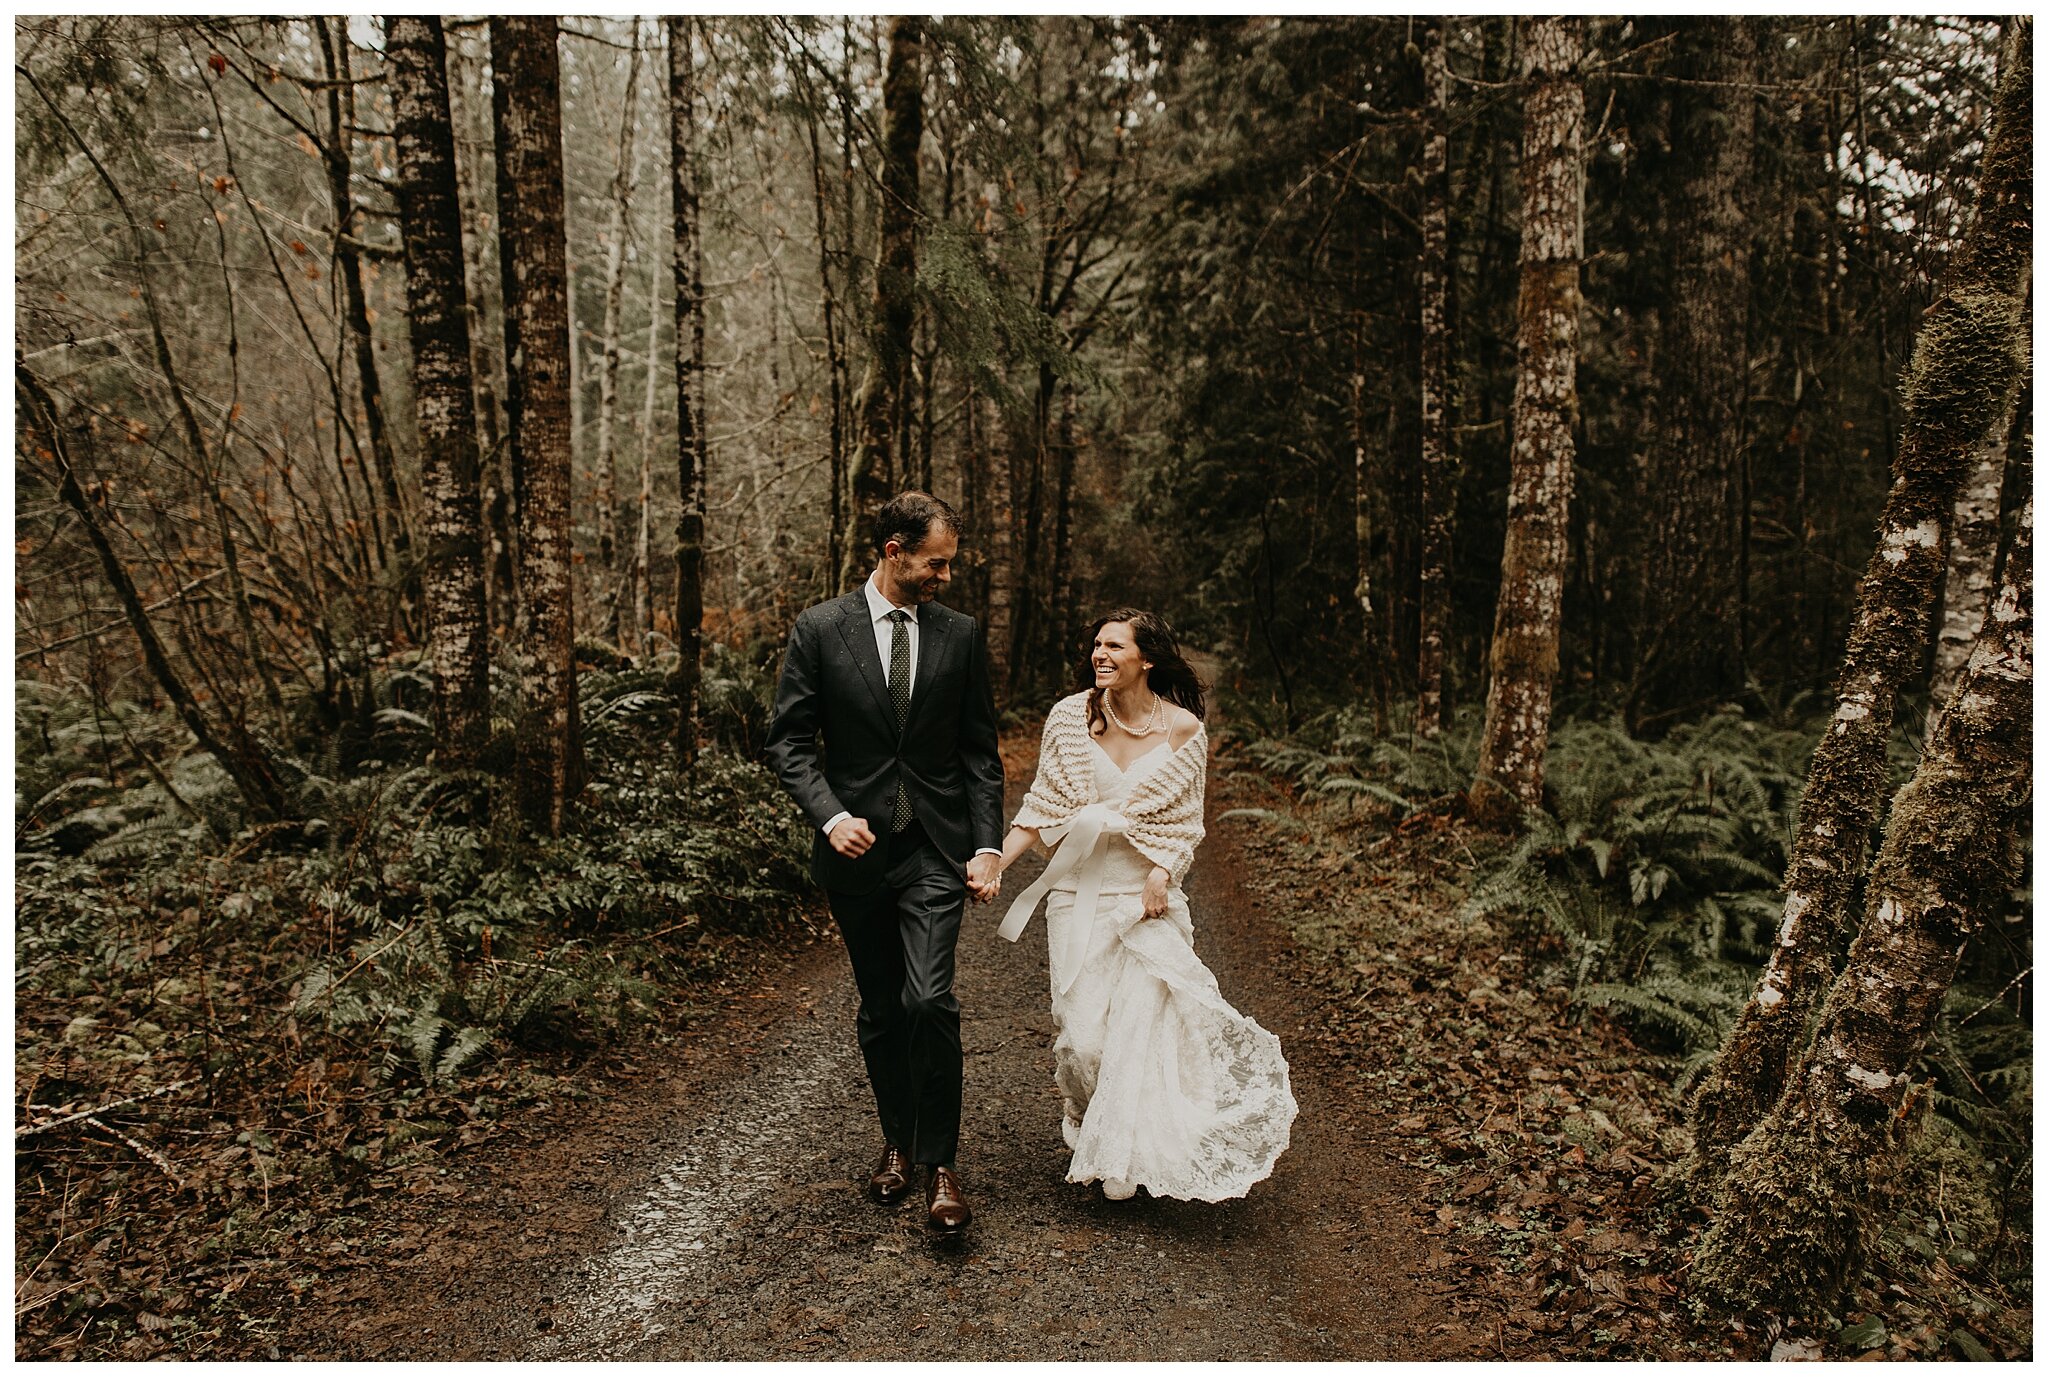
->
xmin=13 ymin=645 xmax=817 ymax=1360
xmin=1215 ymin=693 xmax=2030 ymax=1360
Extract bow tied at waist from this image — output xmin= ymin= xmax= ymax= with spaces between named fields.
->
xmin=997 ymin=801 xmax=1134 ymax=995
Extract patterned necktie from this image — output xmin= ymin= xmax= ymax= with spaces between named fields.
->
xmin=887 ymin=610 xmax=913 ymax=832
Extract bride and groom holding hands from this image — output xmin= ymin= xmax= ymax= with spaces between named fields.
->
xmin=764 ymin=491 xmax=1296 ymax=1234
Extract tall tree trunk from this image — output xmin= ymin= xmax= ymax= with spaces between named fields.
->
xmin=1012 ymin=362 xmax=1052 ymax=695
xmin=838 ymin=15 xmax=924 ymax=592
xmin=490 ymin=15 xmax=580 ymax=835
xmin=1470 ymin=16 xmax=1583 ymax=822
xmin=1050 ymin=385 xmax=1079 ymax=657
xmin=594 ymin=23 xmax=645 ymax=601
xmin=979 ymin=385 xmax=1015 ymax=701
xmin=633 ymin=251 xmax=662 ymax=654
xmin=1926 ymin=390 xmax=2018 ymax=737
xmin=1415 ymin=16 xmax=1457 ymax=740
xmin=389 ymin=14 xmax=491 ymax=768
xmin=1629 ymin=17 xmax=1758 ymax=730
xmin=1694 ymin=492 xmax=2032 ymax=1312
xmin=1350 ymin=316 xmax=1392 ymax=735
xmin=319 ymin=17 xmax=413 ymax=613
xmin=667 ymin=15 xmax=708 ymax=767
xmin=802 ymin=91 xmax=849 ymax=595
xmin=445 ymin=20 xmax=518 ymax=639
xmin=1688 ymin=18 xmax=2033 ymax=1172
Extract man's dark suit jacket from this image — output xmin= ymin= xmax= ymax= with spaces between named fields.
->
xmin=763 ymin=589 xmax=1005 ymax=895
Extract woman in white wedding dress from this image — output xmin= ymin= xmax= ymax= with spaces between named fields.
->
xmin=991 ymin=609 xmax=1296 ymax=1202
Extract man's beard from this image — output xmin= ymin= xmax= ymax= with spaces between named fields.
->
xmin=891 ymin=571 xmax=939 ymax=603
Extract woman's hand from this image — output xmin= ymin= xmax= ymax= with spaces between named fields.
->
xmin=1141 ymin=866 xmax=1170 ymax=920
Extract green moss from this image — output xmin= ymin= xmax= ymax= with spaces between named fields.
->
xmin=1693 ymin=1104 xmax=1872 ymax=1313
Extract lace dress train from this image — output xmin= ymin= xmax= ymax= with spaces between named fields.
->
xmin=1037 ymin=738 xmax=1296 ymax=1202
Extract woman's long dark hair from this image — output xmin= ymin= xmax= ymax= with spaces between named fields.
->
xmin=1073 ymin=608 xmax=1207 ymax=736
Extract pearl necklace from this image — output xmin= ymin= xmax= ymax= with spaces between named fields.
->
xmin=1102 ymin=687 xmax=1164 ymax=737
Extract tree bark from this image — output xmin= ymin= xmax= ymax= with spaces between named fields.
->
xmin=1688 ymin=18 xmax=2033 ymax=1172
xmin=490 ymin=15 xmax=580 ymax=835
xmin=978 ymin=384 xmax=1016 ymax=703
xmin=1629 ymin=18 xmax=1757 ymax=730
xmin=1694 ymin=491 xmax=2032 ymax=1312
xmin=389 ymin=14 xmax=491 ymax=768
xmin=1415 ymin=16 xmax=1457 ymax=740
xmin=1470 ymin=16 xmax=1582 ymax=822
xmin=667 ymin=15 xmax=708 ymax=768
xmin=319 ymin=17 xmax=413 ymax=602
xmin=803 ymin=97 xmax=849 ymax=596
xmin=443 ymin=20 xmax=518 ymax=638
xmin=1926 ymin=392 xmax=2017 ymax=737
xmin=839 ymin=15 xmax=924 ymax=592
xmin=594 ymin=23 xmax=645 ymax=595
xmin=633 ymin=248 xmax=662 ymax=655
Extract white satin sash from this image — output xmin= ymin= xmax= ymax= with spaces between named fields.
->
xmin=996 ymin=801 xmax=1127 ymax=995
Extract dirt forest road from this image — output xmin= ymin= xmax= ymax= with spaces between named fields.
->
xmin=305 ymin=734 xmax=1445 ymax=1359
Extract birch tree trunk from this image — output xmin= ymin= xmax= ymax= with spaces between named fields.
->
xmin=594 ymin=23 xmax=645 ymax=594
xmin=1470 ymin=16 xmax=1582 ymax=822
xmin=389 ymin=14 xmax=491 ymax=768
xmin=667 ymin=15 xmax=708 ymax=768
xmin=1694 ymin=493 xmax=2032 ymax=1312
xmin=1415 ymin=16 xmax=1457 ymax=740
xmin=1687 ymin=19 xmax=2032 ymax=1171
xmin=839 ymin=15 xmax=924 ymax=592
xmin=491 ymin=15 xmax=580 ymax=835
xmin=1926 ymin=390 xmax=2017 ymax=738
xmin=1630 ymin=18 xmax=1757 ymax=730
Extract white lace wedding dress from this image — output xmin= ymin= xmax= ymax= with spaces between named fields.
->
xmin=1027 ymin=732 xmax=1297 ymax=1202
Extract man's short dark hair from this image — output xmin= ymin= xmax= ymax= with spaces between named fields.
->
xmin=872 ymin=491 xmax=963 ymax=556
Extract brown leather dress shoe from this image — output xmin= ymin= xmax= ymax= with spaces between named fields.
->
xmin=869 ymin=1143 xmax=913 ymax=1206
xmin=925 ymin=1165 xmax=972 ymax=1232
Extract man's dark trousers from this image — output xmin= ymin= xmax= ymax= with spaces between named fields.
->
xmin=830 ymin=817 xmax=962 ymax=1167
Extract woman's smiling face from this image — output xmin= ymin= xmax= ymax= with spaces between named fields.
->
xmin=1091 ymin=621 xmax=1151 ymax=691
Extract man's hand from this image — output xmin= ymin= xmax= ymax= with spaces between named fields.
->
xmin=828 ymin=816 xmax=877 ymax=858
xmin=966 ymin=852 xmax=1003 ymax=904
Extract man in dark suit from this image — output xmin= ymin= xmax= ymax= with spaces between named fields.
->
xmin=763 ymin=491 xmax=1005 ymax=1233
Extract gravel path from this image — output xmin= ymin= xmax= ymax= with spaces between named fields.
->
xmin=305 ymin=762 xmax=1443 ymax=1359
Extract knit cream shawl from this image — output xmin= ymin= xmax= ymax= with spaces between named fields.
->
xmin=1012 ymin=690 xmax=1208 ymax=885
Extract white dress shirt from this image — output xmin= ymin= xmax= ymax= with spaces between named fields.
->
xmin=822 ymin=573 xmax=1001 ymax=858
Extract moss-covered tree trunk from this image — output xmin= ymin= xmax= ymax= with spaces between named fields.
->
xmin=1694 ymin=490 xmax=2031 ymax=1312
xmin=1415 ymin=16 xmax=1457 ymax=741
xmin=838 ymin=15 xmax=924 ymax=592
xmin=491 ymin=15 xmax=580 ymax=834
xmin=1687 ymin=19 xmax=2033 ymax=1172
xmin=388 ymin=14 xmax=491 ymax=768
xmin=1470 ymin=16 xmax=1582 ymax=821
xmin=667 ymin=15 xmax=707 ymax=768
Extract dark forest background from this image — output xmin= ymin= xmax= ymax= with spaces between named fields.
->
xmin=13 ymin=15 xmax=2031 ymax=1359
